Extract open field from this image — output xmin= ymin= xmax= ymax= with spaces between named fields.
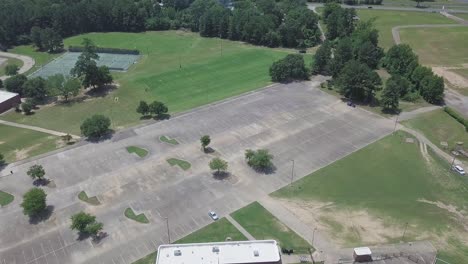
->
xmin=400 ymin=26 xmax=468 ymax=66
xmin=0 ymin=124 xmax=60 ymax=163
xmin=452 ymin=12 xmax=468 ymax=20
xmin=3 ymin=31 xmax=298 ymax=134
xmin=356 ymin=9 xmax=455 ymax=49
xmin=403 ymin=109 xmax=468 ymax=157
xmin=272 ymin=131 xmax=468 ymax=263
xmin=0 ymin=57 xmax=23 ymax=76
xmin=133 ymin=218 xmax=247 ymax=264
xmin=231 ymin=202 xmax=312 ymax=253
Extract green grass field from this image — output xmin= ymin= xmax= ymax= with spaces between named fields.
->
xmin=0 ymin=124 xmax=60 ymax=163
xmin=77 ymin=191 xmax=100 ymax=205
xmin=231 ymin=202 xmax=312 ymax=253
xmin=403 ymin=109 xmax=468 ymax=156
xmin=126 ymin=146 xmax=148 ymax=158
xmin=0 ymin=190 xmax=14 ymax=206
xmin=356 ymin=10 xmax=455 ymax=50
xmin=3 ymin=31 xmax=299 ymax=134
xmin=452 ymin=12 xmax=468 ymax=21
xmin=0 ymin=57 xmax=23 ymax=76
xmin=400 ymin=26 xmax=468 ymax=66
xmin=167 ymin=158 xmax=191 ymax=171
xmin=133 ymin=217 xmax=247 ymax=264
xmin=159 ymin=135 xmax=179 ymax=145
xmin=124 ymin=208 xmax=150 ymax=224
xmin=272 ymin=131 xmax=468 ymax=262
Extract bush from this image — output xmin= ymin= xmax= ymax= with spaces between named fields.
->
xmin=401 ymin=91 xmax=420 ymax=102
xmin=68 ymin=46 xmax=139 ymax=55
xmin=80 ymin=115 xmax=111 ymax=139
xmin=245 ymin=149 xmax=274 ymax=171
xmin=270 ymin=54 xmax=309 ymax=83
xmin=5 ymin=64 xmax=19 ymax=76
xmin=22 ymin=101 xmax=34 ymax=115
xmin=444 ymin=107 xmax=468 ymax=132
xmin=21 ymin=188 xmax=47 ymax=217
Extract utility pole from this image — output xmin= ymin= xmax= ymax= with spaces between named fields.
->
xmin=450 ymin=155 xmax=456 ymax=169
xmin=402 ymin=222 xmax=408 ymax=241
xmin=312 ymin=227 xmax=317 ymax=246
xmin=166 ymin=217 xmax=171 ymax=243
xmin=290 ymin=159 xmax=295 ymax=187
xmin=393 ymin=114 xmax=399 ymax=134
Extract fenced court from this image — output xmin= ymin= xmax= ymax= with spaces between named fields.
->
xmin=29 ymin=52 xmax=140 ymax=78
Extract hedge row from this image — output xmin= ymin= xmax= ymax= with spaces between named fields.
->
xmin=444 ymin=107 xmax=468 ymax=132
xmin=68 ymin=46 xmax=140 ymax=55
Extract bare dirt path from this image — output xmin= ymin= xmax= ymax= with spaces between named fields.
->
xmin=0 ymin=119 xmax=80 ymax=139
xmin=0 ymin=51 xmax=35 ymax=80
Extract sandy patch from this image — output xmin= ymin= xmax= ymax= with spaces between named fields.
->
xmin=418 ymin=199 xmax=468 ymax=231
xmin=275 ymin=198 xmax=402 ymax=246
xmin=0 ymin=141 xmax=4 ymax=145
xmin=432 ymin=66 xmax=468 ymax=88
xmin=14 ymin=143 xmax=41 ymax=160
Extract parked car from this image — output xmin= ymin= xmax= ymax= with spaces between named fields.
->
xmin=452 ymin=165 xmax=466 ymax=175
xmin=208 ymin=211 xmax=219 ymax=220
xmin=347 ymin=101 xmax=356 ymax=108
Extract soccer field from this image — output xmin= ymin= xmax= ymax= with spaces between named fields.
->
xmin=3 ymin=31 xmax=300 ymax=134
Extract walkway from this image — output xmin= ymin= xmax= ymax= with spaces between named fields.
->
xmin=0 ymin=51 xmax=35 ymax=80
xmin=0 ymin=119 xmax=80 ymax=139
xmin=398 ymin=105 xmax=441 ymax=121
xmin=225 ymin=215 xmax=256 ymax=241
xmin=310 ymin=6 xmax=326 ymax=42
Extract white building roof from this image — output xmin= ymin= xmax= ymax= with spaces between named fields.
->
xmin=0 ymin=90 xmax=19 ymax=103
xmin=354 ymin=247 xmax=372 ymax=256
xmin=156 ymin=240 xmax=281 ymax=264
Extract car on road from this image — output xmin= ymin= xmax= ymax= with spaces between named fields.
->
xmin=452 ymin=165 xmax=466 ymax=175
xmin=208 ymin=211 xmax=219 ymax=220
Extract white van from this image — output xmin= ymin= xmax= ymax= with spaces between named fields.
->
xmin=453 ymin=165 xmax=466 ymax=175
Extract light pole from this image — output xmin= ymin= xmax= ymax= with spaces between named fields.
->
xmin=290 ymin=159 xmax=295 ymax=187
xmin=393 ymin=114 xmax=399 ymax=134
xmin=166 ymin=217 xmax=171 ymax=243
xmin=312 ymin=227 xmax=317 ymax=246
xmin=450 ymin=155 xmax=456 ymax=170
xmin=402 ymin=222 xmax=408 ymax=241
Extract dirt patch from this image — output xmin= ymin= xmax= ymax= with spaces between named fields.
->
xmin=275 ymin=198 xmax=403 ymax=247
xmin=432 ymin=66 xmax=468 ymax=88
xmin=14 ymin=143 xmax=41 ymax=160
xmin=418 ymin=199 xmax=468 ymax=231
xmin=0 ymin=141 xmax=4 ymax=145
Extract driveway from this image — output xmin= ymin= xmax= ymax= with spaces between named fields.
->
xmin=0 ymin=78 xmax=394 ymax=264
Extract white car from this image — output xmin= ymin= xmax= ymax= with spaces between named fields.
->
xmin=453 ymin=165 xmax=466 ymax=175
xmin=208 ymin=211 xmax=219 ymax=221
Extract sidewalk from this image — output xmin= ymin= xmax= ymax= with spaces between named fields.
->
xmin=225 ymin=215 xmax=256 ymax=241
xmin=0 ymin=119 xmax=80 ymax=139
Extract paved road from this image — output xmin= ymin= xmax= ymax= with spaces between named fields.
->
xmin=0 ymin=119 xmax=80 ymax=139
xmin=0 ymin=78 xmax=394 ymax=264
xmin=307 ymin=3 xmax=468 ymax=14
xmin=0 ymin=52 xmax=35 ymax=81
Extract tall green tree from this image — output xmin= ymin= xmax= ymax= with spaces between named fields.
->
xmin=4 ymin=74 xmax=27 ymax=95
xmin=383 ymin=44 xmax=419 ymax=78
xmin=312 ymin=41 xmax=332 ymax=75
xmin=420 ymin=75 xmax=444 ymax=104
xmin=80 ymin=115 xmax=111 ymax=138
xmin=70 ymin=211 xmax=96 ymax=233
xmin=27 ymin=165 xmax=46 ymax=181
xmin=410 ymin=65 xmax=433 ymax=90
xmin=23 ymin=77 xmax=48 ymax=102
xmin=335 ymin=60 xmax=382 ymax=102
xmin=381 ymin=77 xmax=401 ymax=112
xmin=200 ymin=135 xmax=211 ymax=152
xmin=270 ymin=54 xmax=309 ymax=83
xmin=209 ymin=157 xmax=228 ymax=175
xmin=330 ymin=37 xmax=354 ymax=77
xmin=136 ymin=101 xmax=150 ymax=116
xmin=21 ymin=188 xmax=47 ymax=217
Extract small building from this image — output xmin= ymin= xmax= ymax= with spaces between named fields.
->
xmin=353 ymin=247 xmax=372 ymax=262
xmin=156 ymin=240 xmax=282 ymax=264
xmin=0 ymin=90 xmax=21 ymax=114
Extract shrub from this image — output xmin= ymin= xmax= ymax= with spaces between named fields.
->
xmin=270 ymin=54 xmax=309 ymax=83
xmin=444 ymin=107 xmax=468 ymax=132
xmin=401 ymin=91 xmax=420 ymax=102
xmin=68 ymin=46 xmax=140 ymax=55
xmin=80 ymin=115 xmax=111 ymax=139
xmin=21 ymin=188 xmax=47 ymax=217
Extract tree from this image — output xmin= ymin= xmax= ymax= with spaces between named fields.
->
xmin=70 ymin=211 xmax=96 ymax=233
xmin=411 ymin=65 xmax=433 ymax=90
xmin=23 ymin=77 xmax=48 ymax=102
xmin=21 ymin=188 xmax=47 ymax=217
xmin=383 ymin=44 xmax=419 ymax=78
xmin=62 ymin=134 xmax=73 ymax=144
xmin=149 ymin=101 xmax=168 ymax=118
xmin=30 ymin=26 xmax=43 ymax=50
xmin=21 ymin=101 xmax=34 ymax=115
xmin=27 ymin=164 xmax=46 ymax=181
xmin=136 ymin=101 xmax=149 ymax=116
xmin=381 ymin=78 xmax=400 ymax=113
xmin=329 ymin=37 xmax=353 ymax=77
xmin=5 ymin=64 xmax=19 ymax=76
xmin=85 ymin=221 xmax=104 ymax=240
xmin=270 ymin=54 xmax=309 ymax=83
xmin=355 ymin=41 xmax=383 ymax=69
xmin=47 ymin=74 xmax=81 ymax=101
xmin=420 ymin=74 xmax=444 ymax=104
xmin=244 ymin=149 xmax=274 ymax=171
xmin=311 ymin=41 xmax=332 ymax=75
xmin=209 ymin=157 xmax=228 ymax=174
xmin=335 ymin=60 xmax=382 ymax=102
xmin=40 ymin=28 xmax=63 ymax=53
xmin=387 ymin=75 xmax=411 ymax=97
xmin=412 ymin=0 xmax=428 ymax=7
xmin=200 ymin=135 xmax=211 ymax=152
xmin=5 ymin=74 xmax=27 ymax=95
xmin=80 ymin=115 xmax=111 ymax=138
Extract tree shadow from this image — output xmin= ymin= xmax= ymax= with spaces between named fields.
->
xmin=252 ymin=164 xmax=277 ymax=175
xmin=29 ymin=205 xmax=54 ymax=225
xmin=382 ymin=108 xmax=401 ymax=115
xmin=85 ymin=84 xmax=117 ymax=98
xmin=153 ymin=113 xmax=171 ymax=120
xmin=33 ymin=178 xmax=51 ymax=187
xmin=91 ymin=232 xmax=108 ymax=244
xmin=86 ymin=130 xmax=115 ymax=143
xmin=77 ymin=232 xmax=91 ymax=241
xmin=139 ymin=115 xmax=153 ymax=120
xmin=57 ymin=96 xmax=90 ymax=107
xmin=213 ymin=171 xmax=230 ymax=180
xmin=204 ymin=147 xmax=215 ymax=154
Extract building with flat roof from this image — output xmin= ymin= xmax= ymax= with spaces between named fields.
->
xmin=0 ymin=90 xmax=20 ymax=114
xmin=156 ymin=240 xmax=281 ymax=264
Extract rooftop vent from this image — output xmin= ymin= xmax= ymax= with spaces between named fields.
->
xmin=174 ymin=250 xmax=182 ymax=256
xmin=212 ymin=246 xmax=220 ymax=253
xmin=253 ymin=250 xmax=259 ymax=257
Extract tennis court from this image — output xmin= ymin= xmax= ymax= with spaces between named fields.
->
xmin=29 ymin=52 xmax=140 ymax=78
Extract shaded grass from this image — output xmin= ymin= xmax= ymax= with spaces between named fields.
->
xmin=272 ymin=131 xmax=468 ymax=262
xmin=399 ymin=26 xmax=468 ymax=66
xmin=132 ymin=217 xmax=246 ymax=264
xmin=126 ymin=146 xmax=148 ymax=158
xmin=159 ymin=135 xmax=179 ymax=145
xmin=231 ymin=202 xmax=312 ymax=253
xmin=403 ymin=109 xmax=468 ymax=157
xmin=167 ymin=158 xmax=191 ymax=171
xmin=124 ymin=208 xmax=149 ymax=224
xmin=78 ymin=191 xmax=100 ymax=206
xmin=3 ymin=31 xmax=300 ymax=134
xmin=356 ymin=9 xmax=455 ymax=50
xmin=0 ymin=124 xmax=60 ymax=163
xmin=0 ymin=57 xmax=23 ymax=76
xmin=0 ymin=190 xmax=14 ymax=206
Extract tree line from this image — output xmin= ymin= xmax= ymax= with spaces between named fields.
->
xmin=0 ymin=0 xmax=321 ymax=50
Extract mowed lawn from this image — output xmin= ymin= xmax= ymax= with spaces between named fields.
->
xmin=0 ymin=124 xmax=60 ymax=163
xmin=403 ymin=109 xmax=468 ymax=155
xmin=400 ymin=26 xmax=468 ymax=66
xmin=3 ymin=31 xmax=298 ymax=134
xmin=272 ymin=131 xmax=468 ymax=263
xmin=356 ymin=9 xmax=455 ymax=50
